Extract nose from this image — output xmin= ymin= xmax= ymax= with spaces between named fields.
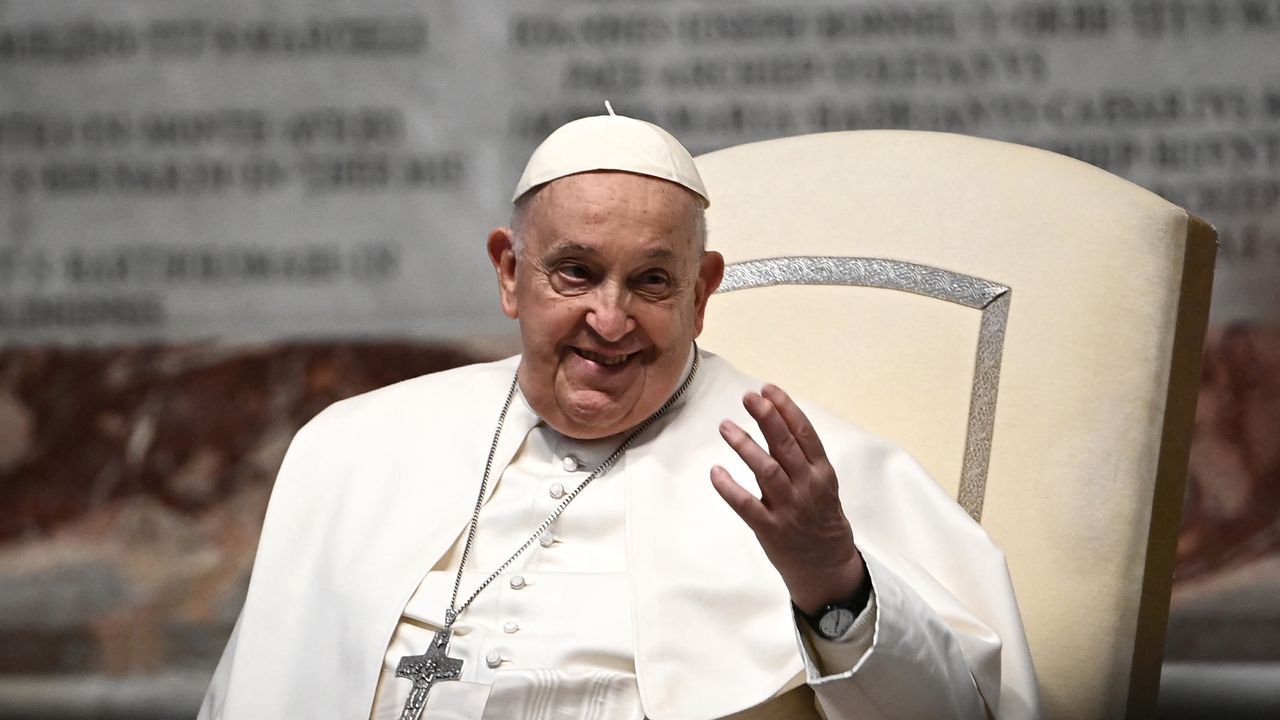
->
xmin=586 ymin=284 xmax=634 ymax=342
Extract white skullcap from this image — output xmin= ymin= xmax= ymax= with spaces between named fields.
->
xmin=512 ymin=103 xmax=709 ymax=207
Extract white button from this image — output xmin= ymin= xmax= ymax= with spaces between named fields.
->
xmin=485 ymin=652 xmax=502 ymax=668
xmin=503 ymin=621 xmax=519 ymax=634
xmin=562 ymin=455 xmax=581 ymax=472
xmin=509 ymin=575 xmax=526 ymax=590
xmin=549 ymin=483 xmax=565 ymax=499
xmin=539 ymin=531 xmax=555 ymax=547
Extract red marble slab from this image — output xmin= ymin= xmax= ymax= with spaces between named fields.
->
xmin=0 ymin=341 xmax=486 ymax=674
xmin=1177 ymin=324 xmax=1280 ymax=581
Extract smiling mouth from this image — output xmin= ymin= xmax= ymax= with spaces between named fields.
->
xmin=574 ymin=348 xmax=634 ymax=367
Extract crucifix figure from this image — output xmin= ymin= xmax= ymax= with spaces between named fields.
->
xmin=396 ymin=628 xmax=464 ymax=720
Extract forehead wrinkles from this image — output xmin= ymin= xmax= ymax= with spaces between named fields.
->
xmin=526 ymin=181 xmax=700 ymax=256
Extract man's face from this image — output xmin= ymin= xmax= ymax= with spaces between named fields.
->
xmin=488 ymin=171 xmax=724 ymax=439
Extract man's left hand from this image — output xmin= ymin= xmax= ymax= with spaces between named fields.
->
xmin=710 ymin=384 xmax=866 ymax=615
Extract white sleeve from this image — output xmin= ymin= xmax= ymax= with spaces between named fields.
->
xmin=800 ymin=553 xmax=995 ymax=720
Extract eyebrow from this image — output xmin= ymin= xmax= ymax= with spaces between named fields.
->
xmin=545 ymin=242 xmax=679 ymax=262
xmin=546 ymin=242 xmax=599 ymax=258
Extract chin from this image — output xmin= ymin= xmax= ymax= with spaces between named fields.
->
xmin=560 ymin=406 xmax=630 ymax=439
xmin=560 ymin=424 xmax=619 ymax=441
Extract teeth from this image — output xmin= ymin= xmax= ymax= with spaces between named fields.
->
xmin=578 ymin=349 xmax=630 ymax=366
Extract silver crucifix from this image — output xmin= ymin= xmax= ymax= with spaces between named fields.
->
xmin=396 ymin=627 xmax=464 ymax=720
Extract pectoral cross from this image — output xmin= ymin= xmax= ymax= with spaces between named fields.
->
xmin=396 ymin=628 xmax=464 ymax=720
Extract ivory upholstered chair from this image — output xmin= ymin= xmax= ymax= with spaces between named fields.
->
xmin=695 ymin=131 xmax=1216 ymax=719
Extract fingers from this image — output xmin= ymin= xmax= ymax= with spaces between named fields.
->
xmin=719 ymin=419 xmax=795 ymax=506
xmin=710 ymin=465 xmax=769 ymax=530
xmin=760 ymin=384 xmax=828 ymax=464
xmin=717 ymin=385 xmax=835 ymax=516
xmin=742 ymin=390 xmax=810 ymax=472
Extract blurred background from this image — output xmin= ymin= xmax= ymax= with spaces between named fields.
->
xmin=0 ymin=0 xmax=1277 ymax=717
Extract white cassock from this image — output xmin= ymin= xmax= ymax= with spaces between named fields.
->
xmin=200 ymin=350 xmax=1042 ymax=720
xmin=366 ymin=380 xmax=877 ymax=720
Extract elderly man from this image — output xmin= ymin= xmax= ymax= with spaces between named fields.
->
xmin=201 ymin=112 xmax=1040 ymax=719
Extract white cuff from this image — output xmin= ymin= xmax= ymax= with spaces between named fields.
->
xmin=795 ymin=588 xmax=878 ymax=677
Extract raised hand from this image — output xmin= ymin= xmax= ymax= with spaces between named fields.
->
xmin=710 ymin=384 xmax=866 ymax=615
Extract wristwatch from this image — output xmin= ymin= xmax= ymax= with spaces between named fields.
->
xmin=800 ymin=578 xmax=873 ymax=641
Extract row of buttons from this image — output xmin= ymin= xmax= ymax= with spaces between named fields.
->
xmin=483 ymin=453 xmax=582 ymax=671
xmin=487 ymin=574 xmax=530 ymax=667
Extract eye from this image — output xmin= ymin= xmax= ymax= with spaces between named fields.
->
xmin=633 ymin=269 xmax=673 ymax=296
xmin=559 ymin=263 xmax=590 ymax=280
xmin=550 ymin=261 xmax=594 ymax=293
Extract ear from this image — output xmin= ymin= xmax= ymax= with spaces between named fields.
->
xmin=692 ymin=250 xmax=725 ymax=337
xmin=487 ymin=227 xmax=520 ymax=319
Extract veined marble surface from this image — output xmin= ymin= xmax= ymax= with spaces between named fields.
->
xmin=0 ymin=341 xmax=488 ymax=676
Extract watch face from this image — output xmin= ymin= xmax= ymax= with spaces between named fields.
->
xmin=818 ymin=607 xmax=857 ymax=639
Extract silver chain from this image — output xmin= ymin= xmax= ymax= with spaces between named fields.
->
xmin=445 ymin=346 xmax=701 ymax=628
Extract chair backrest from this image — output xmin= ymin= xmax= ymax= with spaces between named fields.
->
xmin=695 ymin=130 xmax=1216 ymax=719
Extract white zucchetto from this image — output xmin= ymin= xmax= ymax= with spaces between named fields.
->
xmin=512 ymin=103 xmax=710 ymax=207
